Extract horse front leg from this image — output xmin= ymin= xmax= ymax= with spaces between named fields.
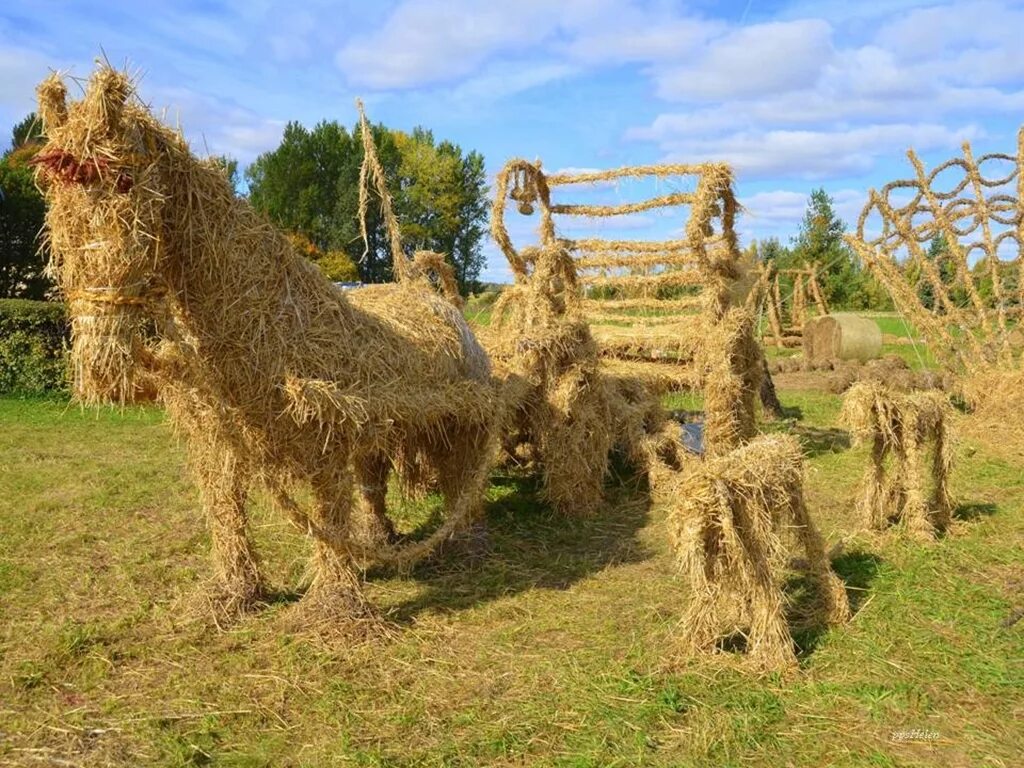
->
xmin=190 ymin=437 xmax=264 ymax=620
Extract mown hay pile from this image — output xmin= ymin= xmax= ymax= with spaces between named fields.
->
xmin=666 ymin=434 xmax=851 ymax=671
xmin=840 ymin=382 xmax=954 ymax=540
xmin=826 ymin=355 xmax=954 ymax=395
xmin=847 ymin=129 xmax=1024 ymax=420
xmin=35 ymin=65 xmax=499 ymax=627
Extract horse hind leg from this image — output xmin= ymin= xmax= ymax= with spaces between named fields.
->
xmin=291 ymin=463 xmax=382 ymax=633
xmin=351 ymin=452 xmax=398 ymax=549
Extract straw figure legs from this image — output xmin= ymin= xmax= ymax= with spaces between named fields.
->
xmin=34 ymin=66 xmax=498 ymax=629
xmin=667 ymin=434 xmax=851 ymax=671
xmin=841 ymin=382 xmax=954 ymax=540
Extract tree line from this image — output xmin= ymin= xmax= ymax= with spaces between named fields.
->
xmin=246 ymin=120 xmax=488 ymax=290
xmin=744 ymin=188 xmax=892 ymax=311
xmin=0 ymin=114 xmax=48 ymax=299
xmin=4 ymin=110 xmax=983 ymax=312
xmin=751 ymin=188 xmax=1017 ymax=313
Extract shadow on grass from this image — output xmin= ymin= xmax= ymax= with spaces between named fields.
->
xmin=789 ymin=425 xmax=852 ymax=457
xmin=701 ymin=551 xmax=885 ymax=662
xmin=790 ymin=550 xmax=884 ymax=660
xmin=779 ymin=404 xmax=803 ymax=421
xmin=388 ymin=467 xmax=653 ymax=622
xmin=954 ymin=501 xmax=998 ymax=521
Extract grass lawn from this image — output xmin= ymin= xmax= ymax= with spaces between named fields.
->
xmin=1 ymin=392 xmax=1022 ymax=767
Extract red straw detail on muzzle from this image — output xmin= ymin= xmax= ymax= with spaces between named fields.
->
xmin=29 ymin=148 xmax=133 ymax=191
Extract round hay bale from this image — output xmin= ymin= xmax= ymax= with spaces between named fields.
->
xmin=803 ymin=314 xmax=882 ymax=363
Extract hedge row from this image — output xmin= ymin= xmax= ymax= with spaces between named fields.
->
xmin=0 ymin=299 xmax=70 ymax=395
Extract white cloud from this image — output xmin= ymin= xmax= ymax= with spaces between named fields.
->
xmin=636 ymin=123 xmax=983 ymax=179
xmin=565 ymin=15 xmax=722 ymax=65
xmin=742 ymin=190 xmax=812 ymax=222
xmin=335 ymin=0 xmax=557 ymax=89
xmin=449 ymin=60 xmax=579 ymax=102
xmin=742 ymin=188 xmax=865 ymax=226
xmin=653 ymin=19 xmax=834 ymax=101
xmin=875 ymin=1 xmax=1024 ymax=60
xmin=150 ymin=86 xmax=285 ymax=163
xmin=0 ymin=45 xmax=69 ymax=122
xmin=334 ymin=0 xmax=719 ymax=90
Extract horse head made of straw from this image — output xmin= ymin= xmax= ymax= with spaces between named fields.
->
xmin=33 ymin=68 xmax=170 ymax=403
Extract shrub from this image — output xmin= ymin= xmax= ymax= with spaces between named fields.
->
xmin=0 ymin=299 xmax=69 ymax=395
xmin=316 ymin=250 xmax=360 ymax=282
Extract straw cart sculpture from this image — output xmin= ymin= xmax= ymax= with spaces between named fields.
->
xmin=33 ymin=66 xmax=501 ymax=628
xmin=489 ymin=159 xmax=778 ymax=451
xmin=755 ymin=264 xmax=829 ymax=348
xmin=841 ymin=382 xmax=954 ymax=540
xmin=846 ymin=129 xmax=1024 ymax=418
xmin=485 ymin=159 xmax=848 ymax=669
xmin=666 ymin=434 xmax=850 ymax=671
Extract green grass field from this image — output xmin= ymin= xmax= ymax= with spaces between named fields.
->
xmin=1 ymin=390 xmax=1022 ymax=767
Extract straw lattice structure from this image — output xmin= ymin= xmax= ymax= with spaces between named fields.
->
xmin=846 ymin=130 xmax=1024 ymax=412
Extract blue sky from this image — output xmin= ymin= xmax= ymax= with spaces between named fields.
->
xmin=2 ymin=0 xmax=1022 ymax=281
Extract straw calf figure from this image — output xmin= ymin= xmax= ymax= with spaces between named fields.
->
xmin=34 ymin=67 xmax=496 ymax=625
xmin=666 ymin=434 xmax=851 ymax=671
xmin=841 ymin=382 xmax=954 ymax=539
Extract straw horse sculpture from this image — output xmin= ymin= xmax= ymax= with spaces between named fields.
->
xmin=34 ymin=67 xmax=497 ymax=627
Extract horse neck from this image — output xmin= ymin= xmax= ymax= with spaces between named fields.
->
xmin=155 ymin=166 xmax=355 ymax=388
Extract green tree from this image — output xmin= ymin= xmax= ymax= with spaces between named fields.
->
xmin=906 ymin=234 xmax=964 ymax=311
xmin=790 ymin=189 xmax=867 ymax=308
xmin=1 ymin=114 xmax=49 ymax=299
xmin=246 ymin=119 xmax=488 ymax=291
xmin=246 ymin=120 xmax=353 ymax=250
xmin=10 ymin=113 xmax=43 ymax=152
xmin=211 ymin=155 xmax=240 ymax=195
xmin=757 ymin=236 xmax=792 ymax=266
xmin=391 ymin=129 xmax=488 ymax=292
xmin=316 ymin=250 xmax=361 ymax=282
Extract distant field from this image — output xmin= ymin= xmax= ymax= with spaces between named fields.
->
xmin=2 ymin=391 xmax=1021 ymax=766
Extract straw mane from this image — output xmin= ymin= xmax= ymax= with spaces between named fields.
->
xmin=35 ymin=65 xmax=498 ymax=627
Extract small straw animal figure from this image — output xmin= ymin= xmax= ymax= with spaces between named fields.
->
xmin=34 ymin=65 xmax=499 ymax=629
xmin=841 ymin=382 xmax=955 ymax=539
xmin=666 ymin=434 xmax=851 ymax=671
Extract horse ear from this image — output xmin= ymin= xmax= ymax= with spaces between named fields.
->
xmin=37 ymin=73 xmax=67 ymax=133
xmin=84 ymin=66 xmax=132 ymax=134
